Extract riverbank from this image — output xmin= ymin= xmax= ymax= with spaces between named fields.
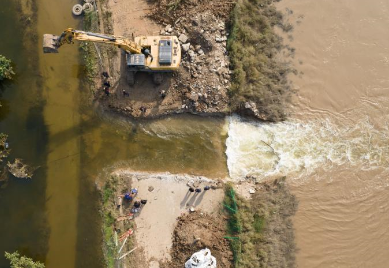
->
xmin=99 ymin=170 xmax=226 ymax=268
xmin=82 ymin=0 xmax=293 ymax=121
xmin=99 ymin=170 xmax=298 ymax=267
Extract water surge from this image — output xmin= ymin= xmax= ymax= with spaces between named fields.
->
xmin=226 ymin=116 xmax=389 ymax=180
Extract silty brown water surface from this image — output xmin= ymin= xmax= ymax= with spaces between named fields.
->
xmin=278 ymin=1 xmax=389 ymax=267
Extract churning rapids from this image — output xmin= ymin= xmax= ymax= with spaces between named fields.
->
xmin=226 ymin=116 xmax=389 ymax=181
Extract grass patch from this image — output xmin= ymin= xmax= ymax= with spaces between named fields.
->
xmin=227 ymin=0 xmax=294 ymax=121
xmin=100 ymin=175 xmax=118 ymax=268
xmin=223 ymin=178 xmax=298 ymax=267
xmin=80 ymin=11 xmax=99 ymax=87
xmin=253 ymin=213 xmax=265 ymax=233
xmin=167 ymin=0 xmax=183 ymax=12
xmin=100 ymin=175 xmax=137 ymax=268
xmin=224 ymin=184 xmax=242 ymax=265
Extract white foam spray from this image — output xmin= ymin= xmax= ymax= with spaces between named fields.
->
xmin=226 ymin=116 xmax=389 ymax=181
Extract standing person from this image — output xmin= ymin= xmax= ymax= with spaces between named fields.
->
xmin=119 ymin=192 xmax=133 ymax=201
xmin=195 ymin=188 xmax=201 ymax=195
xmin=131 ymin=188 xmax=138 ymax=195
xmin=102 ymin=71 xmax=109 ymax=79
xmin=189 ymin=187 xmax=195 ymax=193
xmin=104 ymin=86 xmax=110 ymax=96
xmin=122 ymin=89 xmax=129 ymax=97
xmin=204 ymin=185 xmax=211 ymax=191
xmin=134 ymin=200 xmax=141 ymax=209
xmin=103 ymin=80 xmax=111 ymax=87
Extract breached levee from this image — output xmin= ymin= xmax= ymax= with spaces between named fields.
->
xmin=226 ymin=116 xmax=389 ymax=181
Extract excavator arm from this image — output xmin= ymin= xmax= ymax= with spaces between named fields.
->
xmin=43 ymin=28 xmax=142 ymax=54
xmin=43 ymin=28 xmax=181 ymax=74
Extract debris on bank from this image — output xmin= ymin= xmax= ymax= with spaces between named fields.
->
xmin=0 ymin=133 xmax=10 ymax=162
xmin=154 ymin=11 xmax=232 ymax=114
xmin=7 ymin=158 xmax=37 ymax=179
xmin=72 ymin=0 xmax=97 ymax=16
xmin=185 ymin=248 xmax=216 ymax=268
xmin=149 ymin=0 xmax=234 ymax=114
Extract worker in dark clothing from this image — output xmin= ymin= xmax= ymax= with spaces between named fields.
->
xmin=134 ymin=201 xmax=141 ymax=208
xmin=141 ymin=200 xmax=147 ymax=205
xmin=122 ymin=89 xmax=129 ymax=97
xmin=104 ymin=86 xmax=110 ymax=96
xmin=102 ymin=71 xmax=109 ymax=79
xmin=204 ymin=185 xmax=211 ymax=191
xmin=124 ymin=193 xmax=133 ymax=201
xmin=195 ymin=188 xmax=202 ymax=195
xmin=160 ymin=90 xmax=166 ymax=99
xmin=188 ymin=187 xmax=195 ymax=193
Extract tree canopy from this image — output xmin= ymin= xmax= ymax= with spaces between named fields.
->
xmin=4 ymin=251 xmax=45 ymax=268
xmin=0 ymin=55 xmax=15 ymax=81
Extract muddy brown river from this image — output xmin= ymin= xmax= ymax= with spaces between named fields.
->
xmin=281 ymin=1 xmax=389 ymax=267
xmin=228 ymin=1 xmax=389 ymax=267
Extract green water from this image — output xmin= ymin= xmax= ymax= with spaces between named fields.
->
xmin=0 ymin=0 xmax=227 ymax=267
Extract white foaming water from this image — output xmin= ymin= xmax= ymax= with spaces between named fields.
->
xmin=226 ymin=116 xmax=389 ymax=180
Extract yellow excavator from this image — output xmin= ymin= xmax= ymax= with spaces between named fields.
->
xmin=43 ymin=28 xmax=181 ymax=85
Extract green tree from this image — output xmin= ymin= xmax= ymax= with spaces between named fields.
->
xmin=4 ymin=251 xmax=45 ymax=268
xmin=0 ymin=55 xmax=15 ymax=81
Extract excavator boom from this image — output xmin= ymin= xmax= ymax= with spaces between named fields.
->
xmin=43 ymin=28 xmax=142 ymax=54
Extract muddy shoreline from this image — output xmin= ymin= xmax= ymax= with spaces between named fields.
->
xmin=99 ymin=169 xmax=298 ymax=268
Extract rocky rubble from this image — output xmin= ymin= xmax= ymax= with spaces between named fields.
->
xmin=148 ymin=0 xmax=235 ymax=114
xmin=158 ymin=12 xmax=231 ymax=113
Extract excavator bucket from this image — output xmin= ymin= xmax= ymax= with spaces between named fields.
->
xmin=43 ymin=34 xmax=60 ymax=53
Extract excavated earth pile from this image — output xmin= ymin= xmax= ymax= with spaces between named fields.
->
xmin=148 ymin=0 xmax=235 ymax=114
xmin=161 ymin=211 xmax=233 ymax=268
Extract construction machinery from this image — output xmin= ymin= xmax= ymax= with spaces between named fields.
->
xmin=43 ymin=28 xmax=181 ymax=85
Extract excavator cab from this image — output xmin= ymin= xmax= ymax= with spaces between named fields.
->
xmin=127 ymin=54 xmax=146 ymax=68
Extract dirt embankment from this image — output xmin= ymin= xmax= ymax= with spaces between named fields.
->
xmin=92 ymin=0 xmax=234 ymax=118
xmin=161 ymin=211 xmax=233 ymax=268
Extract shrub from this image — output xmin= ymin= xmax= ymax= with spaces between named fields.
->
xmin=5 ymin=251 xmax=45 ymax=268
xmin=227 ymin=0 xmax=293 ymax=121
xmin=0 ymin=55 xmax=15 ymax=81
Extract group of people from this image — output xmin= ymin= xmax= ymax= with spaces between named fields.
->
xmin=102 ymin=71 xmax=111 ymax=96
xmin=102 ymin=71 xmax=131 ymax=97
xmin=118 ymin=188 xmax=147 ymax=214
xmin=188 ymin=185 xmax=211 ymax=194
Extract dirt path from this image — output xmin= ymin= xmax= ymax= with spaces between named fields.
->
xmin=108 ymin=0 xmax=159 ymax=37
